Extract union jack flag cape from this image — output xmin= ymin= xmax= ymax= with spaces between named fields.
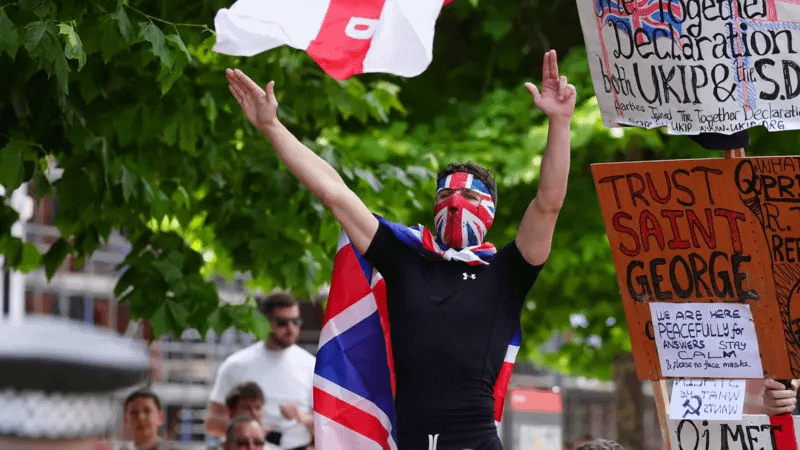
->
xmin=313 ymin=217 xmax=521 ymax=449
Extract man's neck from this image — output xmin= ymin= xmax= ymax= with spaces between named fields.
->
xmin=265 ymin=338 xmax=289 ymax=352
xmin=134 ymin=435 xmax=160 ymax=450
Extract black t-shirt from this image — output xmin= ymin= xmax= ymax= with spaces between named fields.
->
xmin=363 ymin=221 xmax=543 ymax=438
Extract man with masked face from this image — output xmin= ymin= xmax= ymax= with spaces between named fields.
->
xmin=225 ymin=49 xmax=575 ymax=449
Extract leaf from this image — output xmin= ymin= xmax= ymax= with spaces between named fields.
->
xmin=0 ymin=236 xmax=23 ymax=267
xmin=149 ymin=302 xmax=174 ymax=338
xmin=0 ymin=9 xmax=20 ymax=59
xmin=52 ymin=43 xmax=70 ymax=93
xmin=178 ymin=112 xmax=198 ymax=154
xmin=100 ymin=17 xmax=127 ymax=61
xmin=58 ymin=22 xmax=86 ymax=70
xmin=159 ymin=50 xmax=187 ymax=95
xmin=166 ymin=300 xmax=190 ymax=330
xmin=199 ymin=91 xmax=218 ymax=131
xmin=249 ymin=307 xmax=270 ymax=338
xmin=140 ymin=22 xmax=172 ymax=68
xmin=162 ymin=116 xmax=179 ymax=145
xmin=483 ymin=16 xmax=511 ymax=41
xmin=19 ymin=0 xmax=55 ymax=17
xmin=166 ymin=33 xmax=191 ymax=61
xmin=114 ymin=106 xmax=140 ymax=146
xmin=42 ymin=238 xmax=71 ymax=279
xmin=109 ymin=4 xmax=132 ymax=44
xmin=0 ymin=141 xmax=24 ymax=191
xmin=18 ymin=242 xmax=42 ymax=273
xmin=118 ymin=166 xmax=136 ymax=202
xmin=23 ymin=21 xmax=48 ymax=54
xmin=206 ymin=308 xmax=231 ymax=334
xmin=24 ymin=21 xmax=70 ymax=93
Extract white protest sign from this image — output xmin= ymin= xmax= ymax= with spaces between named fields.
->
xmin=649 ymin=303 xmax=763 ymax=378
xmin=669 ymin=379 xmax=745 ymax=420
xmin=576 ymin=1 xmax=800 ymax=134
xmin=669 ymin=415 xmax=800 ymax=450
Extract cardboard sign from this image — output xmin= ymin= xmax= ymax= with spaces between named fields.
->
xmin=669 ymin=415 xmax=800 ymax=450
xmin=651 ymin=303 xmax=762 ymax=378
xmin=576 ymin=1 xmax=800 ymax=134
xmin=669 ymin=379 xmax=746 ymax=420
xmin=592 ymin=156 xmax=800 ymax=380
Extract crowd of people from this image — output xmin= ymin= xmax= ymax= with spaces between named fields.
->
xmin=118 ymin=293 xmax=315 ymax=450
xmin=2 ymin=43 xmax=799 ymax=450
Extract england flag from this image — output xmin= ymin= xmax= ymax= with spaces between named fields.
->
xmin=213 ymin=0 xmax=453 ymax=80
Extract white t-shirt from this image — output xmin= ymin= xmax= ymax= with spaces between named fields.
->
xmin=209 ymin=342 xmax=315 ymax=449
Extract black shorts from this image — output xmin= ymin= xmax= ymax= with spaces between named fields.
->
xmin=398 ymin=428 xmax=503 ymax=450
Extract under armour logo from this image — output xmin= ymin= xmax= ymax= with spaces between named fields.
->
xmin=462 ymin=272 xmax=476 ymax=280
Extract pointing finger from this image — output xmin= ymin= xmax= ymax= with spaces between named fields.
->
xmin=541 ymin=50 xmax=551 ymax=83
xmin=549 ymin=49 xmax=560 ymax=81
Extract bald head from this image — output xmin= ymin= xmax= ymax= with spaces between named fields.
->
xmin=224 ymin=415 xmax=265 ymax=450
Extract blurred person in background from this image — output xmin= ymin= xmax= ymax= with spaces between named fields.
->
xmin=205 ymin=384 xmax=275 ymax=450
xmin=205 ymin=292 xmax=315 ymax=450
xmin=120 ymin=389 xmax=176 ymax=450
xmin=226 ymin=382 xmax=266 ymax=424
xmin=224 ymin=415 xmax=266 ymax=450
xmin=0 ymin=316 xmax=148 ymax=450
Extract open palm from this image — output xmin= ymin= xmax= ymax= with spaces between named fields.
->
xmin=525 ymin=50 xmax=576 ymax=119
xmin=226 ymin=68 xmax=279 ymax=132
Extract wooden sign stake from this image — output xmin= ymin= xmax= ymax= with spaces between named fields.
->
xmin=652 ymin=379 xmax=672 ymax=450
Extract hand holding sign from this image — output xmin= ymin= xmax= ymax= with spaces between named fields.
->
xmin=525 ymin=50 xmax=577 ymax=121
xmin=762 ymin=378 xmax=800 ymax=416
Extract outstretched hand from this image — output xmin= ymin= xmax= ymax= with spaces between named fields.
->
xmin=525 ymin=50 xmax=576 ymax=120
xmin=226 ymin=68 xmax=279 ymax=132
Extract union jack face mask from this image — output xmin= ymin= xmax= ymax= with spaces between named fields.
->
xmin=434 ymin=172 xmax=496 ymax=249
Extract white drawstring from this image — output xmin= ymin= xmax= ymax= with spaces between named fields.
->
xmin=428 ymin=433 xmax=440 ymax=450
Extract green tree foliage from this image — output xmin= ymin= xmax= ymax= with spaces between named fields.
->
xmin=0 ymin=0 xmax=408 ymax=339
xmin=1 ymin=0 xmax=794 ymax=380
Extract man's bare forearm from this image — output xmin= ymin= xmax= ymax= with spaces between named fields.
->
xmin=535 ymin=117 xmax=571 ymax=212
xmin=259 ymin=120 xmax=378 ymax=253
xmin=260 ymin=120 xmax=347 ymax=205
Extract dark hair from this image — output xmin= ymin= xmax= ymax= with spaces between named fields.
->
xmin=225 ymin=382 xmax=265 ymax=411
xmin=436 ymin=162 xmax=498 ymax=205
xmin=124 ymin=388 xmax=162 ymax=412
xmin=257 ymin=291 xmax=298 ymax=318
xmin=225 ymin=414 xmax=261 ymax=445
xmin=575 ymin=439 xmax=627 ymax=450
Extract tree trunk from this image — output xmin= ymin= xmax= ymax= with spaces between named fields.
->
xmin=613 ymin=353 xmax=645 ymax=450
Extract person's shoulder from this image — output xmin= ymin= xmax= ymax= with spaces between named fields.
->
xmin=222 ymin=341 xmax=265 ymax=365
xmin=288 ymin=345 xmax=316 ymax=365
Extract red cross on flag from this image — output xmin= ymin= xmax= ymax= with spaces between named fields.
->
xmin=213 ymin=0 xmax=453 ymax=80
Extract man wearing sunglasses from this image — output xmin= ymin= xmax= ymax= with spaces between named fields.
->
xmin=223 ymin=415 xmax=266 ymax=450
xmin=205 ymin=292 xmax=315 ymax=450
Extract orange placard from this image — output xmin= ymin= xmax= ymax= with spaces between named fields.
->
xmin=592 ymin=156 xmax=800 ymax=380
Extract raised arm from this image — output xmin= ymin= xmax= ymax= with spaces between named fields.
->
xmin=515 ymin=50 xmax=576 ymax=266
xmin=226 ymin=69 xmax=378 ymax=253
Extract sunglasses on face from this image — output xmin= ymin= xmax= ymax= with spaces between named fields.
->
xmin=273 ymin=317 xmax=303 ymax=327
